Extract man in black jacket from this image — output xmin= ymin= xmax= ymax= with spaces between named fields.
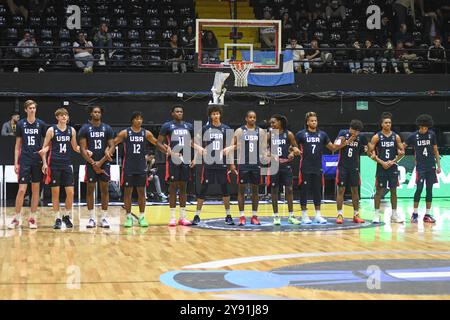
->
xmin=428 ymin=37 xmax=447 ymax=73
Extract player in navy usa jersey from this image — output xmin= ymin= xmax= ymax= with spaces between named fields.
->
xmin=192 ymin=105 xmax=234 ymax=225
xmin=229 ymin=110 xmax=268 ymax=226
xmin=404 ymin=114 xmax=441 ymax=223
xmin=295 ymin=112 xmax=338 ymax=224
xmin=79 ymin=106 xmax=115 ymax=229
xmin=334 ymin=119 xmax=367 ymax=225
xmin=266 ymin=114 xmax=301 ymax=225
xmin=368 ymin=112 xmax=405 ymax=224
xmin=40 ymin=108 xmax=87 ymax=229
xmin=114 ymin=111 xmax=167 ymax=228
xmin=8 ymin=100 xmax=47 ymax=229
xmin=158 ymin=105 xmax=204 ymax=227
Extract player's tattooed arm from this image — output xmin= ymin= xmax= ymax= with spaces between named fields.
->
xmin=228 ymin=128 xmax=241 ymax=175
xmin=146 ymin=130 xmax=167 ymax=154
xmin=39 ymin=127 xmax=54 ymax=174
xmin=392 ymin=134 xmax=405 ymax=164
xmin=434 ymin=144 xmax=441 ymax=174
xmin=288 ymin=131 xmax=300 ymax=157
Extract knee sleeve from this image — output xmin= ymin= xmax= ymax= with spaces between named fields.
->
xmin=299 ymin=184 xmax=308 ymax=206
xmin=414 ymin=180 xmax=424 ymax=203
xmin=312 ymin=176 xmax=322 ymax=206
xmin=220 ymin=183 xmax=230 ymax=197
xmin=425 ymin=180 xmax=433 ymax=202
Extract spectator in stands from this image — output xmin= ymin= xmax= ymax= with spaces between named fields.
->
xmin=5 ymin=0 xmax=28 ymax=20
xmin=201 ymin=30 xmax=219 ymax=63
xmin=181 ymin=25 xmax=195 ymax=53
xmin=181 ymin=25 xmax=195 ymax=66
xmin=13 ymin=32 xmax=44 ymax=73
xmin=362 ymin=39 xmax=376 ymax=74
xmin=28 ymin=0 xmax=49 ymax=17
xmin=307 ymin=0 xmax=326 ymax=21
xmin=392 ymin=0 xmax=418 ymax=31
xmin=260 ymin=11 xmax=276 ymax=49
xmin=73 ymin=31 xmax=94 ymax=73
xmin=422 ymin=3 xmax=444 ymax=45
xmin=325 ymin=0 xmax=346 ymax=21
xmin=305 ymin=39 xmax=333 ymax=72
xmin=381 ymin=38 xmax=400 ymax=73
xmin=93 ymin=23 xmax=112 ymax=66
xmin=376 ymin=15 xmax=394 ymax=46
xmin=286 ymin=37 xmax=310 ymax=73
xmin=394 ymin=23 xmax=415 ymax=50
xmin=349 ymin=40 xmax=363 ymax=74
xmin=167 ymin=34 xmax=187 ymax=73
xmin=1 ymin=111 xmax=20 ymax=136
xmin=395 ymin=41 xmax=415 ymax=74
xmin=428 ymin=37 xmax=446 ymax=73
xmin=146 ymin=152 xmax=167 ymax=201
xmin=281 ymin=12 xmax=294 ymax=45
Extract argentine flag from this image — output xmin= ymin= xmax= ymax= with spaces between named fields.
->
xmin=241 ymin=50 xmax=294 ymax=87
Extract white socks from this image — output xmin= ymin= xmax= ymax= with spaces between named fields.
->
xmin=139 ymin=212 xmax=145 ymax=219
xmin=315 ymin=210 xmax=321 ymax=218
xmin=225 ymin=209 xmax=231 ymax=216
xmin=240 ymin=211 xmax=245 ymax=217
xmin=180 ymin=207 xmax=186 ymax=219
xmin=337 ymin=210 xmax=343 ymax=215
xmin=88 ymin=210 xmax=95 ymax=220
xmin=170 ymin=208 xmax=176 ymax=220
xmin=252 ymin=211 xmax=257 ymax=217
xmin=289 ymin=212 xmax=294 ymax=217
xmin=195 ymin=210 xmax=201 ymax=216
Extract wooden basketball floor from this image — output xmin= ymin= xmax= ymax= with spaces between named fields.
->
xmin=1 ymin=198 xmax=450 ymax=300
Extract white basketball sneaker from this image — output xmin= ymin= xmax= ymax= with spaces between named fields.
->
xmin=391 ymin=212 xmax=404 ymax=223
xmin=28 ymin=217 xmax=38 ymax=229
xmin=372 ymin=212 xmax=381 ymax=224
xmin=301 ymin=214 xmax=312 ymax=225
xmin=314 ymin=215 xmax=327 ymax=224
xmin=8 ymin=217 xmax=22 ymax=229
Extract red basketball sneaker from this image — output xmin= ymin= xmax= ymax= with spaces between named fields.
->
xmin=336 ymin=214 xmax=344 ymax=224
xmin=353 ymin=214 xmax=365 ymax=223
xmin=250 ymin=215 xmax=261 ymax=225
xmin=239 ymin=216 xmax=246 ymax=226
xmin=423 ymin=214 xmax=436 ymax=223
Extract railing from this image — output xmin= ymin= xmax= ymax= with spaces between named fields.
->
xmin=0 ymin=45 xmax=448 ymax=73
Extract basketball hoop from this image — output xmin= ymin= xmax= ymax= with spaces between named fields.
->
xmin=229 ymin=61 xmax=254 ymax=87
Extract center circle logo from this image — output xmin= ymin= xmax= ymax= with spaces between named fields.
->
xmin=192 ymin=216 xmax=381 ymax=232
xmin=272 ymin=259 xmax=450 ymax=295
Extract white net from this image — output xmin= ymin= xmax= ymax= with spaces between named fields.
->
xmin=230 ymin=61 xmax=254 ymax=87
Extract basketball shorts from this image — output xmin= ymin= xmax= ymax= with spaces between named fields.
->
xmin=18 ymin=161 xmax=43 ymax=184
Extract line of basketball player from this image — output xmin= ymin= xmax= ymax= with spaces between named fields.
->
xmin=7 ymin=100 xmax=440 ymax=230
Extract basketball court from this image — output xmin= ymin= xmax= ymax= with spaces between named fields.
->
xmin=1 ymin=197 xmax=450 ymax=300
